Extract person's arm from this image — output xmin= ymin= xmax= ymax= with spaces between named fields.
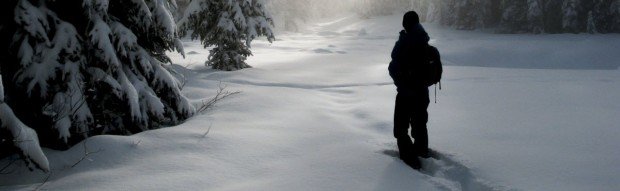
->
xmin=389 ymin=41 xmax=406 ymax=88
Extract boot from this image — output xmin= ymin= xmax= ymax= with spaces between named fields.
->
xmin=397 ymin=138 xmax=421 ymax=169
xmin=403 ymin=156 xmax=421 ymax=170
xmin=417 ymin=148 xmax=430 ymax=159
xmin=397 ymin=137 xmax=414 ymax=159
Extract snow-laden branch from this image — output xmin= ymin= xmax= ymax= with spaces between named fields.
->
xmin=0 ymin=76 xmax=49 ymax=172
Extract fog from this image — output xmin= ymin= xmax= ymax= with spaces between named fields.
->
xmin=174 ymin=0 xmax=619 ymax=33
xmin=263 ymin=0 xmax=620 ymax=33
xmin=263 ymin=0 xmax=414 ymax=31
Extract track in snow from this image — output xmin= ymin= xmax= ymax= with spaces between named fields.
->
xmin=382 ymin=149 xmax=516 ymax=191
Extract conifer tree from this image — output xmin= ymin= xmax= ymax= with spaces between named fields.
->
xmin=589 ymin=0 xmax=618 ymax=33
xmin=439 ymin=0 xmax=458 ymax=26
xmin=180 ymin=0 xmax=275 ymax=71
xmin=407 ymin=0 xmax=619 ymax=33
xmin=527 ymin=0 xmax=545 ymax=33
xmin=542 ymin=0 xmax=564 ymax=33
xmin=562 ymin=0 xmax=581 ymax=33
xmin=0 ymin=0 xmax=194 ymax=171
xmin=454 ymin=0 xmax=477 ymax=30
xmin=615 ymin=0 xmax=620 ymax=31
xmin=587 ymin=10 xmax=597 ymax=33
xmin=425 ymin=1 xmax=441 ymax=23
xmin=499 ymin=0 xmax=529 ymax=33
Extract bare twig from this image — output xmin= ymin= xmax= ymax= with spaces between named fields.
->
xmin=202 ymin=123 xmax=212 ymax=138
xmin=0 ymin=157 xmax=19 ymax=174
xmin=42 ymin=82 xmax=88 ymax=124
xmin=132 ymin=139 xmax=142 ymax=148
xmin=34 ymin=172 xmax=51 ymax=191
xmin=12 ymin=139 xmax=34 ymax=143
xmin=197 ymin=82 xmax=240 ymax=113
xmin=167 ymin=63 xmax=191 ymax=90
xmin=179 ymin=63 xmax=191 ymax=90
xmin=8 ymin=127 xmax=34 ymax=144
xmin=71 ymin=140 xmax=103 ymax=168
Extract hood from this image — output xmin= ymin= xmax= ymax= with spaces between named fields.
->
xmin=398 ymin=24 xmax=429 ymax=46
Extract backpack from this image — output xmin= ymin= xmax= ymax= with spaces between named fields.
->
xmin=423 ymin=45 xmax=442 ymax=87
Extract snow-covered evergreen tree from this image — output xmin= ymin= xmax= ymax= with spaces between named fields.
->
xmin=562 ymin=0 xmax=581 ymax=33
xmin=180 ymin=0 xmax=275 ymax=71
xmin=454 ymin=0 xmax=477 ymax=30
xmin=482 ymin=0 xmax=503 ymax=28
xmin=1 ymin=0 xmax=194 ymax=171
xmin=527 ymin=0 xmax=545 ymax=33
xmin=406 ymin=0 xmax=619 ymax=33
xmin=587 ymin=11 xmax=598 ymax=33
xmin=542 ymin=0 xmax=564 ymax=33
xmin=439 ymin=0 xmax=458 ymax=26
xmin=425 ymin=1 xmax=441 ymax=23
xmin=588 ymin=0 xmax=618 ymax=33
xmin=499 ymin=0 xmax=529 ymax=33
xmin=615 ymin=0 xmax=620 ymax=31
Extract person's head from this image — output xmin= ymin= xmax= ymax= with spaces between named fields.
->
xmin=402 ymin=11 xmax=420 ymax=33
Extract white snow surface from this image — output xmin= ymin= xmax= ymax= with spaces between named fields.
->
xmin=2 ymin=14 xmax=620 ymax=191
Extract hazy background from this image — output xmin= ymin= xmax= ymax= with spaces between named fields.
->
xmin=176 ymin=0 xmax=620 ymax=34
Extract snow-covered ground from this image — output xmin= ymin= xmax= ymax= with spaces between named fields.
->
xmin=2 ymin=14 xmax=620 ymax=191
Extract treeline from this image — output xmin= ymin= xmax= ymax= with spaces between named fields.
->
xmin=359 ymin=0 xmax=620 ymax=33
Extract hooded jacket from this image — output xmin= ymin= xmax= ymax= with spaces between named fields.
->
xmin=389 ymin=24 xmax=430 ymax=94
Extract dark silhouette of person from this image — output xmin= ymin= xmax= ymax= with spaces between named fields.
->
xmin=388 ymin=11 xmax=434 ymax=169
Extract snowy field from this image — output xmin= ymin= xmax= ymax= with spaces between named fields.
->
xmin=1 ymin=14 xmax=620 ymax=191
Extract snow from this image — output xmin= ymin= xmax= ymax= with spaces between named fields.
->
xmin=0 ymin=76 xmax=50 ymax=172
xmin=218 ymin=12 xmax=237 ymax=33
xmin=177 ymin=0 xmax=207 ymax=28
xmin=16 ymin=19 xmax=83 ymax=98
xmin=153 ymin=0 xmax=178 ymax=39
xmin=14 ymin=0 xmax=51 ymax=45
xmin=87 ymin=67 xmax=123 ymax=98
xmin=117 ymin=67 xmax=143 ymax=123
xmin=2 ymin=14 xmax=620 ymax=191
xmin=110 ymin=22 xmax=138 ymax=58
xmin=89 ymin=19 xmax=121 ymax=67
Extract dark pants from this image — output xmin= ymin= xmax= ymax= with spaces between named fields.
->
xmin=394 ymin=90 xmax=429 ymax=155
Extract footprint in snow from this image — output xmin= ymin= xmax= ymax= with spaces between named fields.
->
xmin=312 ymin=48 xmax=346 ymax=54
xmin=317 ymin=31 xmax=340 ymax=37
xmin=313 ymin=48 xmax=333 ymax=54
xmin=381 ymin=149 xmax=515 ymax=191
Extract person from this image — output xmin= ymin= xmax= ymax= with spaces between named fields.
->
xmin=388 ymin=11 xmax=438 ymax=169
